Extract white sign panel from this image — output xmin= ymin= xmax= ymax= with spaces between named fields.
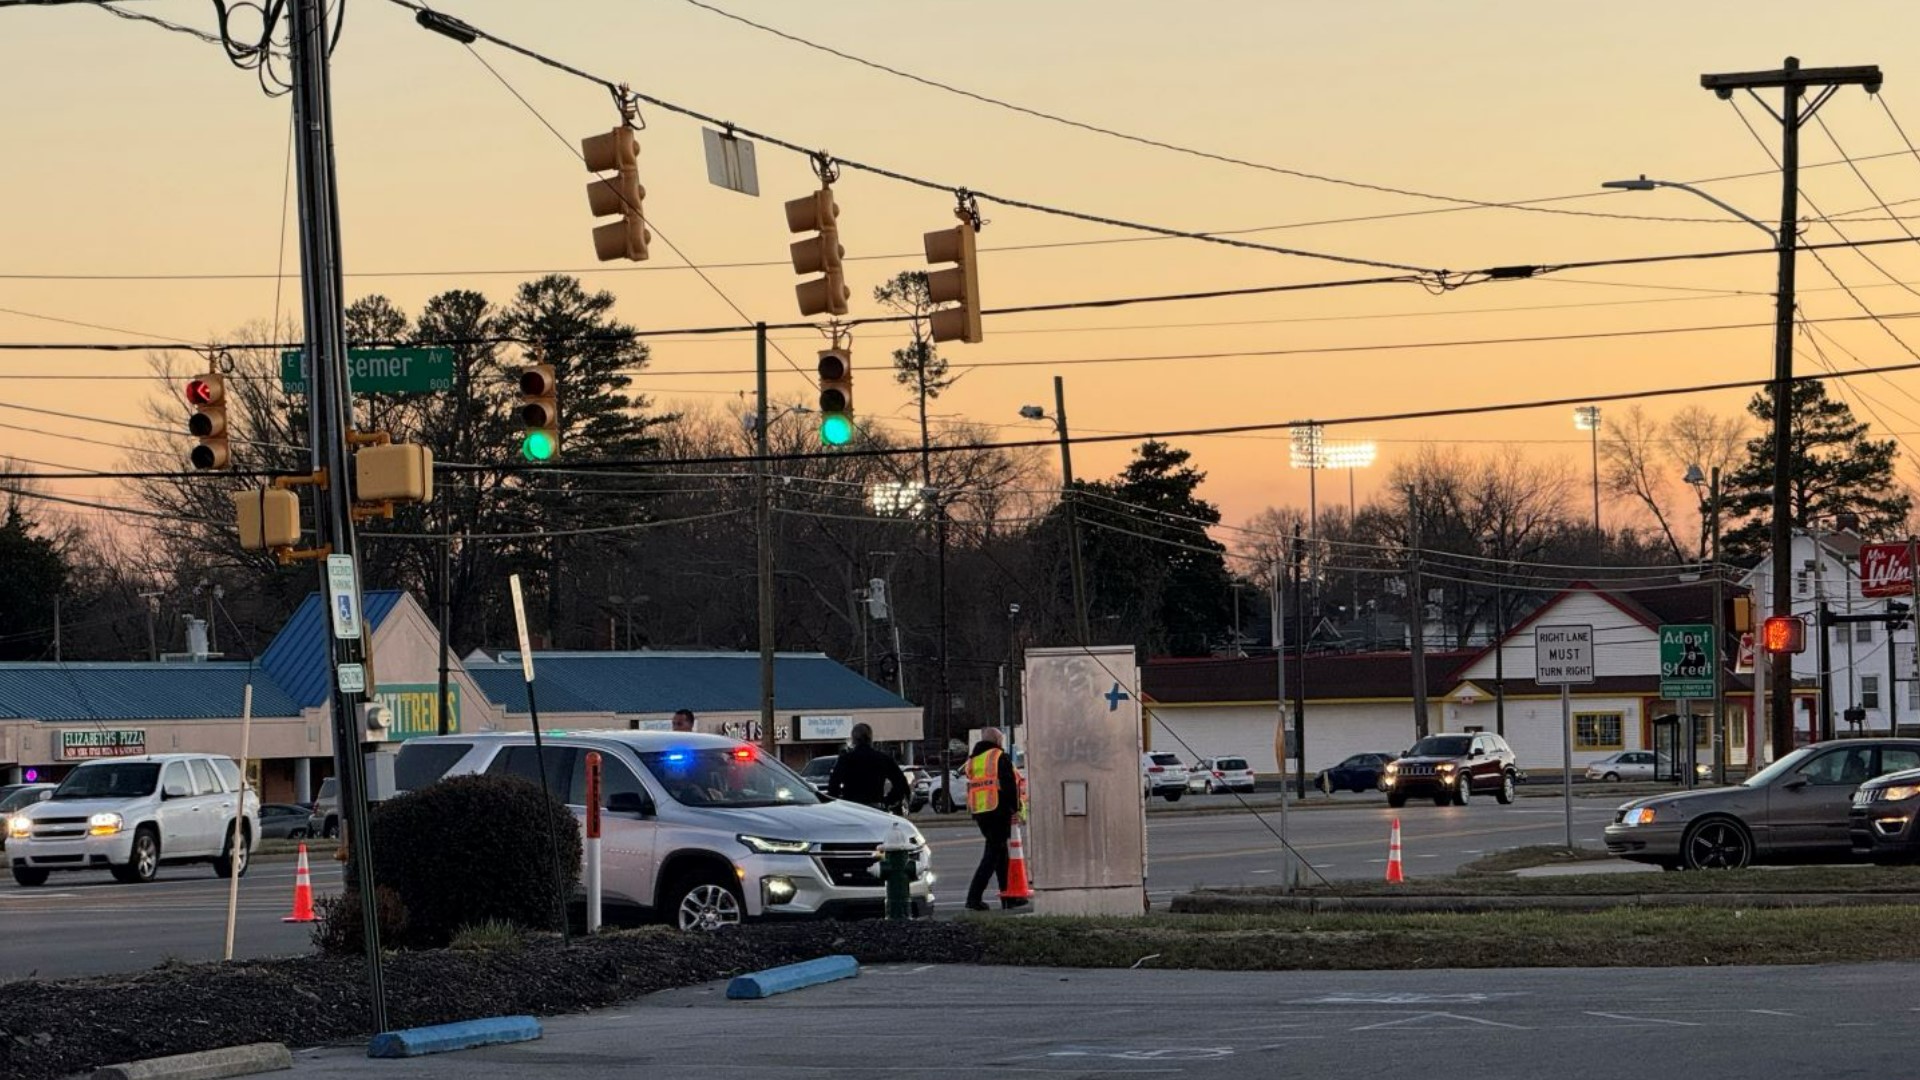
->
xmin=336 ymin=663 xmax=366 ymax=694
xmin=508 ymin=574 xmax=535 ymax=682
xmin=1534 ymin=624 xmax=1595 ymax=686
xmin=796 ymin=715 xmax=853 ymax=741
xmin=701 ymin=127 xmax=760 ymax=196
xmin=325 ymin=555 xmax=361 ymax=640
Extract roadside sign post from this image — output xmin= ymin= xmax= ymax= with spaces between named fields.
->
xmin=1535 ymin=624 xmax=1595 ymax=851
xmin=584 ymin=750 xmax=602 ymax=935
xmin=509 ymin=574 xmax=570 ymax=945
xmin=1661 ymin=624 xmax=1716 ymax=787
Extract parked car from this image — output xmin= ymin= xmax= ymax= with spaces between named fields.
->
xmin=798 ymin=755 xmax=837 ymax=797
xmin=1142 ymin=752 xmax=1190 ymax=802
xmin=0 ymin=783 xmax=54 ymax=850
xmin=1585 ymin=750 xmax=1713 ymax=783
xmin=403 ymin=731 xmax=933 ymax=929
xmin=1315 ymin=753 xmax=1392 ymax=794
xmin=257 ymin=802 xmax=314 ymax=840
xmin=1607 ymin=738 xmax=1920 ymax=870
xmin=1382 ymin=733 xmax=1520 ymax=807
xmin=6 ymin=754 xmax=260 ymax=886
xmin=1189 ymin=756 xmax=1256 ymax=794
xmin=306 ymin=776 xmax=339 ymax=839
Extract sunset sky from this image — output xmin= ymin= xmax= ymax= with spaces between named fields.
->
xmin=8 ymin=1 xmax=1920 ymax=537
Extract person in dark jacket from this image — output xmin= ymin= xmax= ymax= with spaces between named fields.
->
xmin=826 ymin=723 xmax=910 ymax=812
xmin=964 ymin=727 xmax=1025 ymax=911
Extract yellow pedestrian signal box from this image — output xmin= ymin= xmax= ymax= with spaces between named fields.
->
xmin=231 ymin=488 xmax=301 ymax=551
xmin=356 ymin=443 xmax=434 ymax=503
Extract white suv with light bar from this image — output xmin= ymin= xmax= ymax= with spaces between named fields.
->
xmin=7 ymin=754 xmax=259 ymax=886
xmin=399 ymin=731 xmax=935 ymax=930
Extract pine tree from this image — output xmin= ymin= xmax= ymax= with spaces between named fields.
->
xmin=1722 ymin=380 xmax=1911 ymax=563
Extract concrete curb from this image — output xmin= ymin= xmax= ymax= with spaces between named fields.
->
xmin=726 ymin=954 xmax=859 ymax=999
xmin=366 ymin=1016 xmax=542 ymax=1059
xmin=90 ymin=1042 xmax=292 ymax=1080
xmin=1171 ymin=890 xmax=1920 ymax=915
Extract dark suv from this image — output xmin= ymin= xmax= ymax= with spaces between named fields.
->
xmin=1383 ymin=733 xmax=1520 ymax=807
xmin=1848 ymin=765 xmax=1920 ymax=862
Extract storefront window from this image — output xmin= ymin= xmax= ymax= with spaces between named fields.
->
xmin=1574 ymin=712 xmax=1624 ymax=751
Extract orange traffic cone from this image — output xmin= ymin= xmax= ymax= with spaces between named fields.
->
xmin=282 ymin=842 xmax=316 ymax=923
xmin=1003 ymin=824 xmax=1033 ymax=902
xmin=1385 ymin=818 xmax=1405 ymax=884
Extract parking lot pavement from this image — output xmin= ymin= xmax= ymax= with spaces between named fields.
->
xmin=283 ymin=962 xmax=1920 ymax=1078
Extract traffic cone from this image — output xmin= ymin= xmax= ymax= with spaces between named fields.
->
xmin=1002 ymin=823 xmax=1033 ymax=902
xmin=1385 ymin=818 xmax=1405 ymax=884
xmin=282 ymin=842 xmax=316 ymax=923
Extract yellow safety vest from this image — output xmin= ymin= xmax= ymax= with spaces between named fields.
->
xmin=966 ymin=748 xmax=1003 ymax=814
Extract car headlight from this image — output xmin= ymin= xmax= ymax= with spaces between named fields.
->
xmin=1436 ymin=763 xmax=1456 ymax=773
xmin=1621 ymin=807 xmax=1657 ymax=826
xmin=1880 ymin=784 xmax=1920 ymax=802
xmin=88 ymin=812 xmax=124 ymax=836
xmin=6 ymin=815 xmax=29 ymax=839
xmin=737 ymin=834 xmax=810 ymax=854
xmin=1384 ymin=763 xmax=1399 ymax=774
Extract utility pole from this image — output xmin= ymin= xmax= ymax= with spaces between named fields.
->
xmin=755 ymin=323 xmax=777 ymax=759
xmin=140 ymin=590 xmax=162 ymax=662
xmin=1291 ymin=523 xmax=1308 ymax=799
xmin=1054 ymin=376 xmax=1090 ymax=644
xmin=1493 ymin=578 xmax=1507 ymax=738
xmin=1701 ymin=57 xmax=1882 ymax=759
xmin=1407 ymin=488 xmax=1430 ymax=739
xmin=1710 ymin=467 xmax=1727 ymax=783
xmin=437 ymin=502 xmax=452 ymax=736
xmin=52 ymin=594 xmax=61 ymax=663
xmin=1270 ymin=547 xmax=1293 ymax=891
xmin=288 ymin=0 xmax=385 ymax=1033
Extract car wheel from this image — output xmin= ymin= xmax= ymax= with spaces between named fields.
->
xmin=1387 ymin=791 xmax=1407 ymax=809
xmin=669 ymin=873 xmax=744 ymax=932
xmin=1453 ymin=776 xmax=1471 ymax=805
xmin=214 ymin=822 xmax=250 ymax=879
xmin=323 ymin=816 xmax=340 ymax=839
xmin=1164 ymin=790 xmax=1182 ymax=802
xmin=11 ymin=866 xmax=48 ymax=887
xmin=1603 ymin=771 xmax=1621 ymax=783
xmin=932 ymin=790 xmax=956 ymax=815
xmin=111 ymin=827 xmax=160 ymax=884
xmin=1205 ymin=780 xmax=1217 ymax=795
xmin=1432 ymin=790 xmax=1452 ymax=806
xmin=1495 ymin=772 xmax=1516 ymax=805
xmin=1682 ymin=817 xmax=1753 ymax=870
xmin=289 ymin=827 xmax=308 ymax=840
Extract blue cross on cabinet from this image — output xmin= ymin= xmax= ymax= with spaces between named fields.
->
xmin=1105 ymin=682 xmax=1131 ymax=712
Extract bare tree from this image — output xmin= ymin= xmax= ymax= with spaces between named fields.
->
xmin=1602 ymin=404 xmax=1749 ymax=560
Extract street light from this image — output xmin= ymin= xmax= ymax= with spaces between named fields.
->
xmin=1019 ymin=380 xmax=1090 ymax=643
xmin=1602 ymin=176 xmax=1779 ymax=244
xmin=1574 ymin=406 xmax=1602 ymax=535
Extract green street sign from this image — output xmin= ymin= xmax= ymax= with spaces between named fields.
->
xmin=280 ymin=347 xmax=455 ymax=394
xmin=1659 ymin=623 xmax=1715 ymax=700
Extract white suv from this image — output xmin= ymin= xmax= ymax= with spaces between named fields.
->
xmin=7 ymin=754 xmax=260 ymax=886
xmin=1142 ymin=752 xmax=1191 ymax=802
xmin=1190 ymin=756 xmax=1256 ymax=794
xmin=400 ymin=731 xmax=935 ymax=930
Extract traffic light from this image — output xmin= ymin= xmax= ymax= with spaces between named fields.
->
xmin=1732 ymin=594 xmax=1754 ymax=633
xmin=518 ymin=363 xmax=559 ymax=462
xmin=583 ymin=126 xmax=649 ymax=262
xmin=186 ymin=373 xmax=228 ymax=470
xmin=817 ymin=346 xmax=854 ymax=446
xmin=786 ymin=187 xmax=848 ymax=317
xmin=923 ymin=214 xmax=983 ymax=344
xmin=1761 ymin=615 xmax=1806 ymax=655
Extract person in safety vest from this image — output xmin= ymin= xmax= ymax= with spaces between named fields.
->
xmin=963 ymin=727 xmax=1026 ymax=911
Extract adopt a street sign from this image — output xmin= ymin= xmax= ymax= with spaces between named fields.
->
xmin=1660 ymin=623 xmax=1715 ymax=699
xmin=280 ymin=347 xmax=454 ymax=394
xmin=1534 ymin=624 xmax=1595 ymax=685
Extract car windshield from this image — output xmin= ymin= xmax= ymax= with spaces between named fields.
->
xmin=1217 ymin=758 xmax=1247 ymax=770
xmin=1742 ymin=746 xmax=1822 ymax=788
xmin=52 ymin=763 xmax=160 ymax=800
xmin=1407 ymin=736 xmax=1472 ymax=757
xmin=639 ymin=748 xmax=820 ymax=808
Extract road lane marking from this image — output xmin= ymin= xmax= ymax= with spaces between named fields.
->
xmin=1585 ymin=1012 xmax=1700 ymax=1026
xmin=1353 ymin=1012 xmax=1530 ymax=1031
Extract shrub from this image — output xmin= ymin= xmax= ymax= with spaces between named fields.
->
xmin=450 ymin=918 xmax=527 ymax=952
xmin=367 ymin=772 xmax=581 ymax=948
xmin=312 ymin=886 xmax=409 ymax=956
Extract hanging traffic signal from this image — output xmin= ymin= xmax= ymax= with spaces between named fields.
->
xmin=518 ymin=363 xmax=559 ymax=462
xmin=786 ymin=187 xmax=848 ymax=317
xmin=583 ymin=126 xmax=649 ymax=261
xmin=817 ymin=346 xmax=854 ymax=446
xmin=1761 ymin=615 xmax=1806 ymax=654
xmin=186 ymin=373 xmax=229 ymax=470
xmin=923 ymin=212 xmax=982 ymax=344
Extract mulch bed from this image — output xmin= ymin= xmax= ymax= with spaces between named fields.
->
xmin=0 ymin=921 xmax=985 ymax=1080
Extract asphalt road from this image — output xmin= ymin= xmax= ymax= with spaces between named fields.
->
xmin=0 ymin=798 xmax=1620 ymax=980
xmin=284 ymin=962 xmax=1920 ymax=1078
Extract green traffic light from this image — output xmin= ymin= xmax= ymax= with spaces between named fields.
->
xmin=522 ymin=430 xmax=557 ymax=462
xmin=820 ymin=413 xmax=854 ymax=446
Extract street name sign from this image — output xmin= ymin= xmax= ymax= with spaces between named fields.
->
xmin=280 ymin=347 xmax=454 ymax=394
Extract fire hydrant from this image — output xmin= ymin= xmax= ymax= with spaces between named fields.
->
xmin=879 ymin=819 xmax=917 ymax=920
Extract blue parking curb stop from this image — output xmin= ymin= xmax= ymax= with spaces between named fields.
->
xmin=367 ymin=1016 xmax=542 ymax=1058
xmin=726 ymin=954 xmax=859 ymax=999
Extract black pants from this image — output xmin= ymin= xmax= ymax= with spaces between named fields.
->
xmin=967 ymin=814 xmax=1011 ymax=906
